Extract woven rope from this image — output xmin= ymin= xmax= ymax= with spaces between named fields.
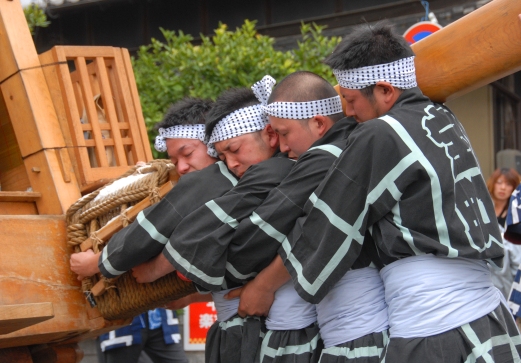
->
xmin=66 ymin=160 xmax=196 ymax=320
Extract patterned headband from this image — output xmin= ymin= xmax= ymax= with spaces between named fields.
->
xmin=333 ymin=56 xmax=417 ymax=90
xmin=207 ymin=104 xmax=268 ymax=145
xmin=265 ymin=96 xmax=343 ymax=119
xmin=252 ymin=74 xmax=343 ymax=119
xmin=155 ymin=124 xmax=218 ymax=158
xmin=207 ymin=75 xmax=276 ymax=146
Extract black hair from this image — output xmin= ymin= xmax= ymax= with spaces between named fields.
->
xmin=205 ymin=88 xmax=259 ymax=138
xmin=154 ymin=97 xmax=213 ymax=130
xmin=324 ymin=21 xmax=414 ymax=71
xmin=268 ymin=71 xmax=344 ymax=122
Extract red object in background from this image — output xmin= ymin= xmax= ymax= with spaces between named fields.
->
xmin=183 ymin=301 xmax=218 ymax=350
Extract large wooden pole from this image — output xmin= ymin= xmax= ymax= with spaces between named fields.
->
xmin=413 ymin=0 xmax=521 ymax=103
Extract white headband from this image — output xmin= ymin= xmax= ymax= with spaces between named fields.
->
xmin=253 ymin=74 xmax=343 ymax=119
xmin=207 ymin=104 xmax=268 ymax=145
xmin=155 ymin=124 xmax=217 ymax=158
xmin=265 ymin=96 xmax=343 ymax=119
xmin=207 ymin=75 xmax=276 ymax=146
xmin=333 ymin=56 xmax=417 ymax=90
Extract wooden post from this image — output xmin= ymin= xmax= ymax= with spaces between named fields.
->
xmin=412 ymin=0 xmax=521 ymax=103
xmin=0 ymin=0 xmax=82 ymax=214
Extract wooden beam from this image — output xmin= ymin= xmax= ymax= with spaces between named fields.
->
xmin=412 ymin=0 xmax=521 ymax=103
xmin=0 ymin=303 xmax=54 ymax=335
xmin=80 ymin=181 xmax=174 ymax=251
xmin=0 ymin=216 xmax=94 ymax=348
xmin=0 ymin=191 xmax=41 ymax=203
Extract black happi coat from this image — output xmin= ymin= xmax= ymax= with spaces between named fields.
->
xmin=162 ymin=151 xmax=295 ymax=291
xmin=98 ymin=161 xmax=238 ymax=278
xmin=224 ymin=118 xmax=359 ymax=288
xmin=283 ymin=88 xmax=504 ymax=304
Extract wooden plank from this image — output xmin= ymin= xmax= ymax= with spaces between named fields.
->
xmin=111 ymin=51 xmax=145 ymax=163
xmin=412 ymin=0 xmax=521 ymax=103
xmin=39 ymin=50 xmax=83 ymax=186
xmin=93 ymin=56 xmax=128 ymax=166
xmin=80 ymin=181 xmax=174 ymax=251
xmin=0 ymin=303 xmax=54 ymax=335
xmin=1 ymin=70 xmax=82 ymax=213
xmin=0 ymin=216 xmax=93 ymax=347
xmin=20 ymin=149 xmax=81 ymax=215
xmin=75 ymin=56 xmax=109 ymax=168
xmin=0 ymin=0 xmax=40 ymax=81
xmin=1 ymin=68 xmax=66 ymax=157
xmin=0 ymin=201 xmax=38 ymax=215
xmin=0 ymin=191 xmax=41 ymax=202
xmin=120 ymin=48 xmax=153 ymax=161
xmin=90 ymin=280 xmax=106 ymax=297
xmin=58 ymin=46 xmax=116 ymax=58
xmin=39 ymin=48 xmax=91 ymax=188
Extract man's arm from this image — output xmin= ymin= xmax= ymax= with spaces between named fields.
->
xmin=131 ymin=253 xmax=175 ymax=283
xmin=225 ymin=255 xmax=289 ymax=317
xmin=163 ymin=292 xmax=213 ymax=310
xmin=97 ymin=162 xmax=236 ymax=279
xmin=161 ymin=157 xmax=295 ymax=291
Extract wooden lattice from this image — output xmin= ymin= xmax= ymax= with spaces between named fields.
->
xmin=39 ymin=46 xmax=153 ymax=192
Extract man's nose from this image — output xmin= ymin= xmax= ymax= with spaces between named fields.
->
xmin=177 ymin=162 xmax=190 ymax=175
xmin=280 ymin=143 xmax=291 ymax=153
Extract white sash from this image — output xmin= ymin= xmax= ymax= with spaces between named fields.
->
xmin=212 ymin=289 xmax=240 ymax=322
xmin=266 ymin=280 xmax=317 ymax=330
xmin=380 ymin=254 xmax=501 ymax=338
xmin=316 ymin=267 xmax=389 ymax=348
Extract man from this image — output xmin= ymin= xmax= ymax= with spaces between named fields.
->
xmin=71 ymin=98 xmax=224 ymax=363
xmin=281 ymin=22 xmax=521 ymax=362
xmin=131 ymin=85 xmax=295 ymax=363
xmin=69 ymin=97 xmax=236 ymax=284
xmin=224 ymin=72 xmax=387 ymax=363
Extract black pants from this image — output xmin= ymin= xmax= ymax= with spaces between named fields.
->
xmin=101 ymin=326 xmax=189 ymax=363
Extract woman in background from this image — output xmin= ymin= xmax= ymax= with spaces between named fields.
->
xmin=487 ymin=167 xmax=521 ymax=299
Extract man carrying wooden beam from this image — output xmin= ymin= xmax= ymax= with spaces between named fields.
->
xmin=275 ymin=22 xmax=521 ymax=363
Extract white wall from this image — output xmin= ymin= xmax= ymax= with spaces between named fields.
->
xmin=446 ymin=86 xmax=495 ymax=179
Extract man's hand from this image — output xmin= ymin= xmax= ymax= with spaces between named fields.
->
xmin=225 ymin=280 xmax=275 ymax=317
xmin=70 ymin=250 xmax=101 ymax=281
xmin=131 ymin=253 xmax=175 ymax=283
xmin=225 ymin=255 xmax=291 ymax=317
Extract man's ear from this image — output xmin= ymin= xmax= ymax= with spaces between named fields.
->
xmin=374 ymin=81 xmax=402 ymax=106
xmin=264 ymin=124 xmax=279 ymax=148
xmin=310 ymin=115 xmax=331 ymax=137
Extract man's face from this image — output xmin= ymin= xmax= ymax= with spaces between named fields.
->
xmin=338 ymin=87 xmax=381 ymax=123
xmin=269 ymin=116 xmax=318 ymax=159
xmin=165 ymin=138 xmax=215 ymax=176
xmin=214 ymin=130 xmax=275 ymax=178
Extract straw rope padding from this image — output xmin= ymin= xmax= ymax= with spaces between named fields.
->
xmin=66 ymin=160 xmax=196 ymax=320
